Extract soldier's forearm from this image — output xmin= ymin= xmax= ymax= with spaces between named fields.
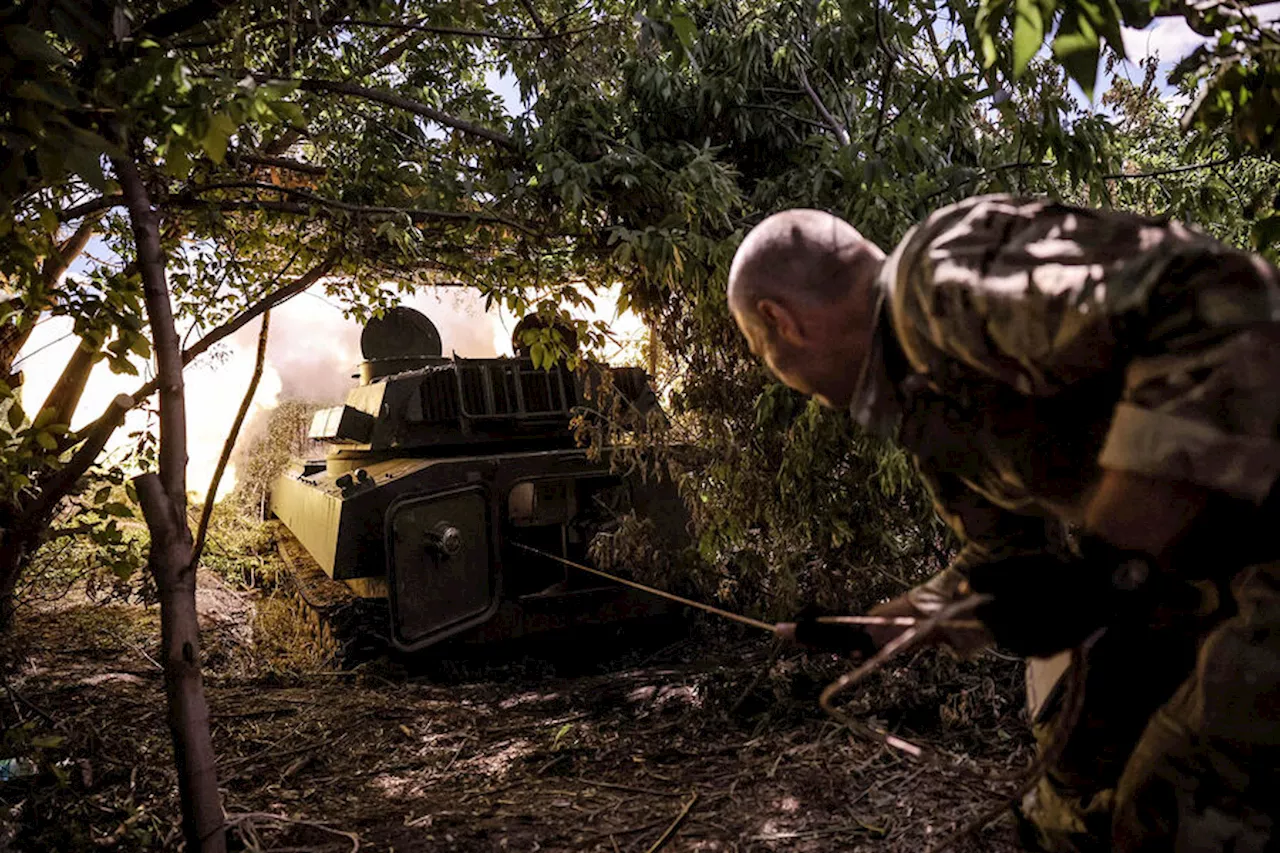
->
xmin=1084 ymin=468 xmax=1208 ymax=562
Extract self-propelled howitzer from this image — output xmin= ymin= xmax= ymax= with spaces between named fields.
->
xmin=268 ymin=307 xmax=688 ymax=657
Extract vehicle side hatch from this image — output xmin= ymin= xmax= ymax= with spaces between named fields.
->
xmin=385 ymin=487 xmax=498 ymax=650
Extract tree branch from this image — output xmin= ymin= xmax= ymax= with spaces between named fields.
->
xmin=232 ymin=152 xmax=327 ymax=176
xmin=796 ymin=68 xmax=849 ymax=146
xmin=741 ymin=103 xmax=829 ymax=135
xmin=39 ymin=342 xmax=97 ymax=429
xmin=190 ymin=311 xmax=269 ymax=570
xmin=42 ymin=216 xmax=99 ymax=285
xmin=62 ymin=192 xmax=535 ymax=234
xmin=181 ymin=181 xmax=537 ymax=233
xmin=30 ymin=250 xmax=337 ymax=532
xmin=23 ymin=394 xmax=134 ymax=525
xmin=869 ymin=7 xmax=894 ymax=153
xmin=1103 ymin=155 xmax=1239 ymax=179
xmin=517 ymin=0 xmax=553 ymax=38
xmin=327 ymin=17 xmax=602 ymax=41
xmin=171 ymin=249 xmax=338 ymax=381
xmin=58 ymin=196 xmax=121 ymax=222
xmin=922 ymin=155 xmax=1246 ymax=205
xmin=112 ymin=154 xmax=186 ymax=505
xmin=135 ymin=0 xmax=237 ymax=42
xmin=280 ymin=76 xmax=515 ymax=149
xmin=114 ymin=141 xmax=225 ymax=853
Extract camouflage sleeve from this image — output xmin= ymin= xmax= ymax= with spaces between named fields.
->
xmin=915 ymin=454 xmax=1067 ymax=572
xmin=888 ymin=195 xmax=1280 ymax=503
xmin=1098 ymin=248 xmax=1280 ymax=503
xmin=904 ymin=454 xmax=1070 ymax=614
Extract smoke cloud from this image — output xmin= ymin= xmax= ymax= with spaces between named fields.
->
xmin=17 ymin=280 xmax=644 ymax=505
xmin=17 ymin=285 xmax=507 ymax=502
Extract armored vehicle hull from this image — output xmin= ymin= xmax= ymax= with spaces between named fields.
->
xmin=268 ymin=308 xmax=688 ymax=657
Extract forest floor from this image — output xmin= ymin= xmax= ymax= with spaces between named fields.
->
xmin=1 ymin=572 xmax=1036 ymax=853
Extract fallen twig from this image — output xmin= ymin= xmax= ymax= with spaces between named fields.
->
xmin=575 ymin=777 xmax=685 ymax=798
xmin=224 ymin=811 xmax=360 ymax=853
xmin=1 ymin=674 xmax=59 ymax=726
xmin=643 ymin=792 xmax=697 ymax=853
xmin=728 ymin=639 xmax=782 ymax=716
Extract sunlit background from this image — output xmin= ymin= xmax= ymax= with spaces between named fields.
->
xmin=16 ymin=280 xmax=646 ymax=503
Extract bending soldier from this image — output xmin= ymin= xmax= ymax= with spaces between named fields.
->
xmin=727 ymin=196 xmax=1280 ymax=852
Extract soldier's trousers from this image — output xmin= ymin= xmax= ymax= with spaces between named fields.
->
xmin=1019 ymin=562 xmax=1280 ymax=852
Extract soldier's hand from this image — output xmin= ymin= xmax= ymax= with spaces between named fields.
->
xmin=776 ymin=594 xmax=989 ymax=659
xmin=775 ymin=603 xmax=879 ymax=659
xmin=965 ymin=540 xmax=1154 ymax=658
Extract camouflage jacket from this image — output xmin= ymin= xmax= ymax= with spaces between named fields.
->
xmin=850 ymin=195 xmax=1280 ymax=580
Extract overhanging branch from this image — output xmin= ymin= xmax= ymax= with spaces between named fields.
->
xmin=233 ymin=152 xmax=328 ymax=176
xmin=60 ymin=191 xmax=536 ymax=235
xmin=326 ymin=17 xmax=602 ymax=41
xmin=1104 ymin=155 xmax=1240 ymax=179
xmin=182 ymin=181 xmax=538 ymax=233
xmin=923 ymin=155 xmax=1250 ymax=204
xmin=796 ymin=68 xmax=850 ymax=146
xmin=136 ymin=0 xmax=236 ymax=41
xmin=277 ymin=76 xmax=515 ymax=149
xmin=59 ymin=196 xmax=120 ymax=222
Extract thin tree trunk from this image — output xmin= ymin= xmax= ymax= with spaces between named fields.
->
xmin=39 ymin=343 xmax=98 ymax=426
xmin=0 ymin=217 xmax=99 ymax=380
xmin=113 ymin=149 xmax=226 ymax=853
xmin=0 ymin=253 xmax=335 ymax=631
xmin=0 ymin=535 xmax=31 ymax=630
xmin=191 ymin=310 xmax=270 ymax=569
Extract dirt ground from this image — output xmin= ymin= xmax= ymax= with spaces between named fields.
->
xmin=0 ymin=578 xmax=1036 ymax=853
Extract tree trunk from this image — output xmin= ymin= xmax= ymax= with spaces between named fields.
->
xmin=0 ymin=217 xmax=99 ymax=381
xmin=0 ymin=535 xmax=30 ymax=631
xmin=113 ymin=149 xmax=226 ymax=853
xmin=0 ymin=250 xmax=334 ymax=634
xmin=40 ymin=342 xmax=98 ymax=428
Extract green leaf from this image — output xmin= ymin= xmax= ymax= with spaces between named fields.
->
xmin=1052 ymin=12 xmax=1102 ymax=99
xmin=1012 ymin=0 xmax=1046 ymax=77
xmin=35 ymin=431 xmax=57 ymax=451
xmin=102 ymin=502 xmax=134 ymax=518
xmin=268 ymin=99 xmax=304 ymax=126
xmin=200 ymin=113 xmax=237 ymax=164
xmin=30 ymin=735 xmax=65 ymax=749
xmin=3 ymin=25 xmax=68 ymax=65
xmin=94 ymin=486 xmax=113 ymax=504
xmin=7 ymin=402 xmax=25 ymax=430
xmin=12 ymin=80 xmax=79 ymax=110
xmin=669 ymin=11 xmax=697 ymax=51
xmin=66 ymin=145 xmax=107 ymax=191
xmin=1252 ymin=215 xmax=1280 ymax=251
xmin=128 ymin=334 xmax=152 ymax=359
xmin=32 ymin=406 xmax=58 ymax=429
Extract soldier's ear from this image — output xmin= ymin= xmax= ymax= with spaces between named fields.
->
xmin=757 ymin=299 xmax=805 ymax=346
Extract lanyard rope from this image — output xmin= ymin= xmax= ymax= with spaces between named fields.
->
xmin=511 ymin=541 xmax=983 ymax=633
xmin=512 ymin=541 xmax=775 ymax=632
xmin=515 ymin=540 xmax=1095 ymax=853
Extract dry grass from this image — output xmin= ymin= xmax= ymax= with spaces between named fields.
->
xmin=0 ymin=586 xmax=1037 ymax=853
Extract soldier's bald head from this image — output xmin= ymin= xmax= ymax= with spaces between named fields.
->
xmin=727 ymin=209 xmax=884 ymax=317
xmin=726 ymin=209 xmax=886 ymax=408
